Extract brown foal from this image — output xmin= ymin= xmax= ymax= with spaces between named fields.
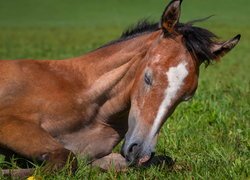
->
xmin=0 ymin=0 xmax=240 ymax=177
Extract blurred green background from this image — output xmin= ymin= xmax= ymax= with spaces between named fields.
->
xmin=0 ymin=0 xmax=249 ymax=59
xmin=0 ymin=0 xmax=249 ymax=179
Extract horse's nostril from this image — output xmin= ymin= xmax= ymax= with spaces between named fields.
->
xmin=124 ymin=143 xmax=140 ymax=163
xmin=128 ymin=143 xmax=138 ymax=153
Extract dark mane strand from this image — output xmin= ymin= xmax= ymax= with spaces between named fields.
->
xmin=99 ymin=20 xmax=159 ymax=49
xmin=121 ymin=19 xmax=159 ymax=39
xmin=101 ymin=18 xmax=218 ymax=65
xmin=176 ymin=17 xmax=218 ymax=66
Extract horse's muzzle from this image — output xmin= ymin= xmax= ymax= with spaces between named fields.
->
xmin=121 ymin=140 xmax=154 ymax=166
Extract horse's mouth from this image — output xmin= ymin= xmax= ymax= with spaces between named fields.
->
xmin=138 ymin=155 xmax=151 ymax=166
xmin=137 ymin=152 xmax=155 ymax=166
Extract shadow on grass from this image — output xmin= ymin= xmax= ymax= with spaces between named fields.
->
xmin=136 ymin=155 xmax=192 ymax=173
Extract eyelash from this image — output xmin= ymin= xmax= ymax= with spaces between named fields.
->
xmin=144 ymin=73 xmax=152 ymax=85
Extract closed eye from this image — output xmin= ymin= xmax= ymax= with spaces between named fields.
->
xmin=144 ymin=72 xmax=152 ymax=85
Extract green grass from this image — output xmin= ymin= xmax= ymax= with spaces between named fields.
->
xmin=0 ymin=0 xmax=249 ymax=179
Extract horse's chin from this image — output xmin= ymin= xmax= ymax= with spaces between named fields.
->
xmin=138 ymin=155 xmax=151 ymax=166
xmin=137 ymin=152 xmax=155 ymax=166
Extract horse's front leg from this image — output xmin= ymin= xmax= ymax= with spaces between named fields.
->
xmin=0 ymin=117 xmax=77 ymax=177
xmin=75 ymin=123 xmax=128 ymax=171
xmin=91 ymin=153 xmax=176 ymax=171
xmin=91 ymin=153 xmax=128 ymax=171
xmin=60 ymin=123 xmax=125 ymax=164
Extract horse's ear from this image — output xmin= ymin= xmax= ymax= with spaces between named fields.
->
xmin=161 ymin=0 xmax=182 ymax=33
xmin=212 ymin=34 xmax=241 ymax=59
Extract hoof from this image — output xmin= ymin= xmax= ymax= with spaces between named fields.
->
xmin=92 ymin=153 xmax=128 ymax=172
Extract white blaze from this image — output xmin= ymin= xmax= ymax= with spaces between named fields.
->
xmin=149 ymin=62 xmax=188 ymax=138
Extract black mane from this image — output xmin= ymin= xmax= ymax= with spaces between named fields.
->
xmin=107 ymin=19 xmax=218 ymax=65
xmin=176 ymin=22 xmax=218 ymax=65
xmin=120 ymin=20 xmax=159 ymax=39
xmin=101 ymin=20 xmax=159 ymax=48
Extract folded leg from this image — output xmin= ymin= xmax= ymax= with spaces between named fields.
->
xmin=0 ymin=118 xmax=77 ymax=177
xmin=91 ymin=153 xmax=128 ymax=171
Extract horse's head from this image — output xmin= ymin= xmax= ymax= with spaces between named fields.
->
xmin=121 ymin=0 xmax=240 ymax=165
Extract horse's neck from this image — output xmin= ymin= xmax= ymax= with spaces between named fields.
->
xmin=82 ymin=34 xmax=152 ymax=75
xmin=74 ymin=34 xmax=153 ymax=101
xmin=70 ymin=33 xmax=153 ymax=125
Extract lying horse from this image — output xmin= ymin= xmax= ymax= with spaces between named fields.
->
xmin=0 ymin=0 xmax=240 ymax=177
